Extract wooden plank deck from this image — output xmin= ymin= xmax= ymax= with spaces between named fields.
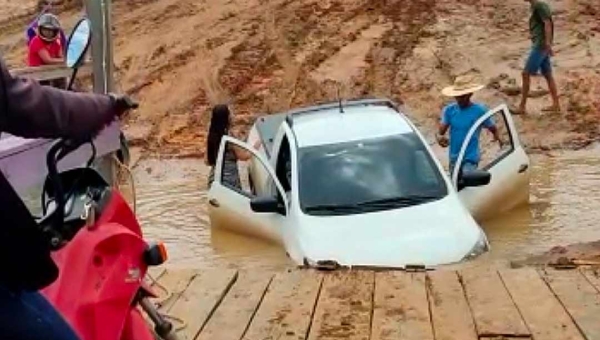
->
xmin=145 ymin=267 xmax=600 ymax=340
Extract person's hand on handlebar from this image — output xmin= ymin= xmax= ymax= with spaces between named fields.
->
xmin=108 ymin=93 xmax=139 ymax=117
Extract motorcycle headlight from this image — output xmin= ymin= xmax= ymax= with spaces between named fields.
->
xmin=462 ymin=231 xmax=490 ymax=261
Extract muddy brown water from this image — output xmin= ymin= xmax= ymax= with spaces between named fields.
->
xmin=127 ymin=149 xmax=600 ymax=270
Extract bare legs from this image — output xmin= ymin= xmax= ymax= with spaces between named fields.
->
xmin=544 ymin=72 xmax=560 ymax=111
xmin=518 ymin=71 xmax=560 ymax=114
xmin=518 ymin=71 xmax=531 ymax=114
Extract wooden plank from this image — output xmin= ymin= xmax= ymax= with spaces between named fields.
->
xmin=581 ymin=268 xmax=600 ymax=293
xmin=10 ymin=63 xmax=93 ymax=81
xmin=307 ymin=270 xmax=374 ymax=340
xmin=168 ymin=269 xmax=238 ymax=340
xmin=542 ymin=269 xmax=600 ymax=340
xmin=480 ymin=337 xmax=532 ymax=340
xmin=459 ymin=267 xmax=529 ymax=337
xmin=154 ymin=269 xmax=198 ymax=312
xmin=426 ymin=270 xmax=478 ymax=340
xmin=243 ymin=270 xmax=323 ymax=340
xmin=196 ymin=271 xmax=274 ymax=340
xmin=499 ymin=268 xmax=584 ymax=340
xmin=371 ymin=272 xmax=434 ymax=340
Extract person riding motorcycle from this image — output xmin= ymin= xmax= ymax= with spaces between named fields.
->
xmin=28 ymin=13 xmax=66 ymax=88
xmin=0 ymin=57 xmax=133 ymax=339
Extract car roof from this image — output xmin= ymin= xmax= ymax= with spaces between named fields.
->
xmin=289 ymin=102 xmax=415 ymax=148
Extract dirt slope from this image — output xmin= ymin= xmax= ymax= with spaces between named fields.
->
xmin=1 ymin=0 xmax=599 ymax=157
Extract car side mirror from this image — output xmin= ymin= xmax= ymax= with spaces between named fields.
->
xmin=250 ymin=196 xmax=286 ymax=215
xmin=458 ymin=169 xmax=491 ymax=190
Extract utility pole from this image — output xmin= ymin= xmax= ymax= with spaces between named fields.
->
xmin=84 ymin=0 xmax=119 ymax=184
xmin=84 ymin=0 xmax=114 ymax=94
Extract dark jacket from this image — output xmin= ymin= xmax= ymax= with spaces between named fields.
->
xmin=0 ymin=58 xmax=118 ymax=291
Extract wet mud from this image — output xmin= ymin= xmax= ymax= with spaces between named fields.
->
xmin=1 ymin=0 xmax=599 ymax=158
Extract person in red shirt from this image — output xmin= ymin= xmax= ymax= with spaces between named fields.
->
xmin=27 ymin=13 xmax=65 ymax=88
xmin=28 ymin=13 xmax=63 ymax=67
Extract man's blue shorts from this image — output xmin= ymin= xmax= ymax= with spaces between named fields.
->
xmin=449 ymin=160 xmax=478 ymax=177
xmin=524 ymin=47 xmax=552 ymax=76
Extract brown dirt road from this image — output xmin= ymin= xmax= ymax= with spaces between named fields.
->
xmin=1 ymin=0 xmax=599 ymax=157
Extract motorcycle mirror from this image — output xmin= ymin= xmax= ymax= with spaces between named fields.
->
xmin=65 ymin=18 xmax=92 ymax=90
xmin=66 ymin=18 xmax=91 ymax=68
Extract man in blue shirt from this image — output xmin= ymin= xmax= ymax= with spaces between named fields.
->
xmin=436 ymin=75 xmax=502 ymax=175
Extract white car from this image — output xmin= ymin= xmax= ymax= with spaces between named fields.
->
xmin=208 ymin=99 xmax=530 ymax=268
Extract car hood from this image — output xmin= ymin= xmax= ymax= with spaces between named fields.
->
xmin=295 ymin=196 xmax=484 ymax=268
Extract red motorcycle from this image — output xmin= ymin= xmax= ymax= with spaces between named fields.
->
xmin=37 ymin=137 xmax=179 ymax=340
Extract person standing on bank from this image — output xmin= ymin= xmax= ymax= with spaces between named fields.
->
xmin=517 ymin=0 xmax=560 ymax=115
xmin=436 ymin=75 xmax=502 ymax=174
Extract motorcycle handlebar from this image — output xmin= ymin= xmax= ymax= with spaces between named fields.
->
xmin=44 ymin=139 xmax=85 ymax=238
xmin=111 ymin=94 xmax=139 ymax=114
xmin=42 ymin=94 xmax=136 ymax=246
xmin=122 ymin=96 xmax=139 ymax=110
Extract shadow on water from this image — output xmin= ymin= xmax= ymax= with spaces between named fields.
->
xmin=128 ymin=149 xmax=600 ymax=269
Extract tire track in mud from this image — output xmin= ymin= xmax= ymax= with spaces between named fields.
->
xmin=231 ymin=0 xmax=388 ymax=113
xmin=363 ymin=0 xmax=437 ymax=100
xmin=115 ymin=0 xmax=267 ymax=155
xmin=185 ymin=0 xmax=441 ymax=139
xmin=117 ymin=0 xmax=442 ymax=153
xmin=109 ymin=0 xmax=600 ymax=156
xmin=242 ymin=0 xmax=437 ymax=113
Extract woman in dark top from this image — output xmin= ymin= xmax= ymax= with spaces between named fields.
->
xmin=206 ymin=104 xmax=260 ymax=188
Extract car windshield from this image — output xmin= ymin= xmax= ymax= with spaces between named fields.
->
xmin=298 ymin=133 xmax=448 ymax=216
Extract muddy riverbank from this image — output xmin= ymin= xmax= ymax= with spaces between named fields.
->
xmin=1 ymin=0 xmax=599 ymax=158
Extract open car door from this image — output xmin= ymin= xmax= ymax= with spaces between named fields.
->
xmin=208 ymin=136 xmax=289 ymax=244
xmin=453 ymin=104 xmax=530 ymax=221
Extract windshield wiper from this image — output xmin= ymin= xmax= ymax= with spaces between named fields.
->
xmin=355 ymin=195 xmax=443 ymax=207
xmin=305 ymin=195 xmax=442 ymax=214
xmin=304 ymin=204 xmax=365 ymax=214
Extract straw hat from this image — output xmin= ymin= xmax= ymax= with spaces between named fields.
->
xmin=441 ymin=74 xmax=485 ymax=97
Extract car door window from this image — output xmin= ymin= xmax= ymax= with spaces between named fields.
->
xmin=477 ymin=109 xmax=515 ymax=171
xmin=453 ymin=105 xmax=518 ymax=185
xmin=275 ymin=137 xmax=292 ymax=193
xmin=209 ymin=136 xmax=289 ymax=240
xmin=218 ymin=138 xmax=287 ymax=207
xmin=454 ymin=104 xmax=530 ymax=219
xmin=218 ymin=142 xmax=248 ymax=195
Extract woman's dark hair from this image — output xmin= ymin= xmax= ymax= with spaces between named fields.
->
xmin=206 ymin=104 xmax=231 ymax=166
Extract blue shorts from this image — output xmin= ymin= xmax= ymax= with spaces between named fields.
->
xmin=449 ymin=160 xmax=478 ymax=176
xmin=524 ymin=48 xmax=552 ymax=76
